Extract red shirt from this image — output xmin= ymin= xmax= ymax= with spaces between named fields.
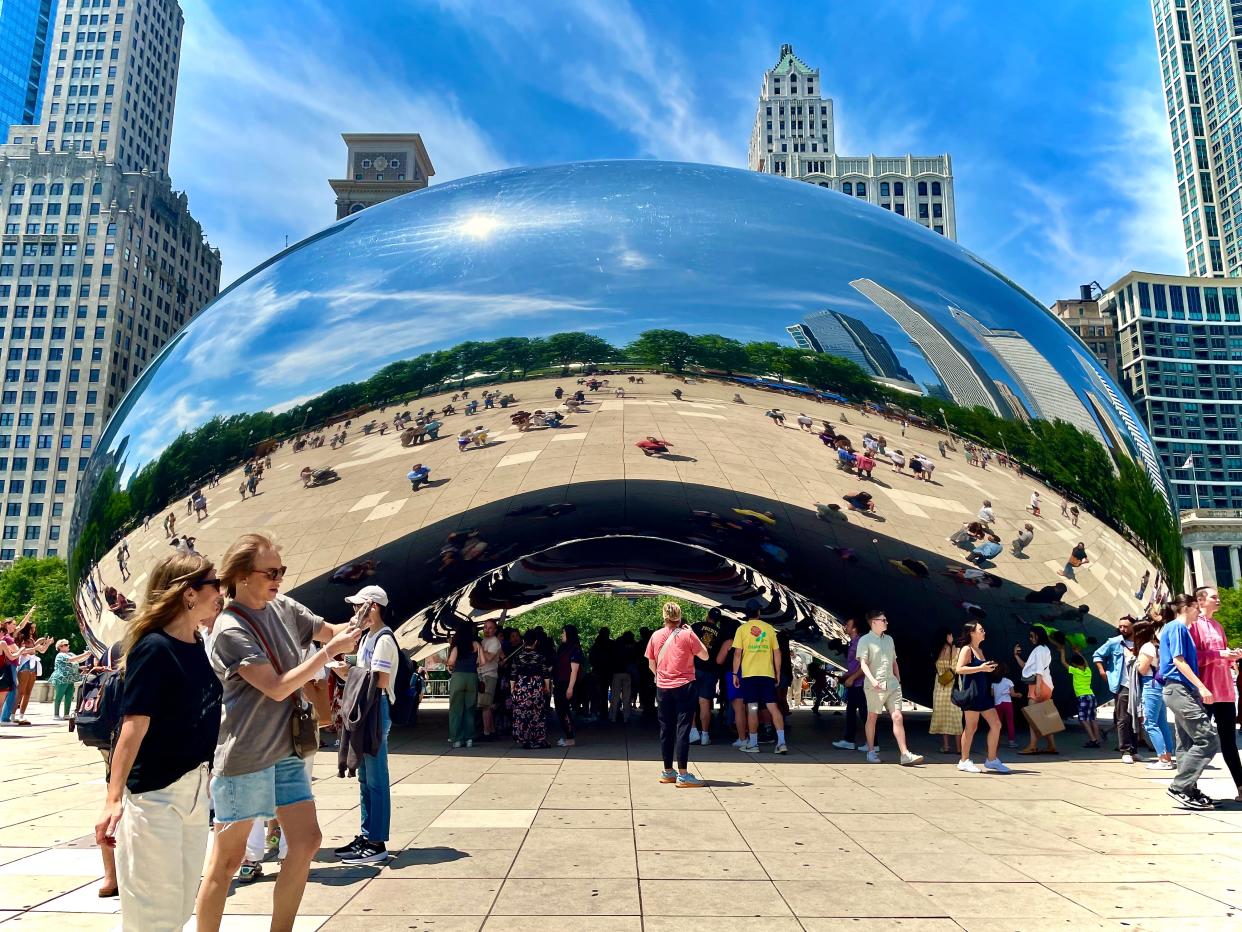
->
xmin=644 ymin=626 xmax=705 ymax=689
xmin=1189 ymin=614 xmax=1237 ymax=703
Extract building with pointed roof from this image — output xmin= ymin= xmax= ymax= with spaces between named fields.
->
xmin=748 ymin=44 xmax=956 ymax=240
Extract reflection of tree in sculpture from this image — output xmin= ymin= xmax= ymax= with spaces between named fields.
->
xmin=73 ymin=325 xmax=1182 ymax=591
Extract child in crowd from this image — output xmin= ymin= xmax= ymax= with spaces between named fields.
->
xmin=1058 ymin=642 xmax=1102 ymax=747
xmin=990 ymin=661 xmax=1018 ymax=749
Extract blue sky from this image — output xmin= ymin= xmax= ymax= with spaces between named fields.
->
xmin=170 ymin=0 xmax=1183 ymax=303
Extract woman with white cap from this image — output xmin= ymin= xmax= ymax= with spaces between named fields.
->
xmin=333 ymin=584 xmax=399 ymax=865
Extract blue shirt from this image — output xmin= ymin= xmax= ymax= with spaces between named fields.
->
xmin=1091 ymin=635 xmax=1131 ymax=694
xmin=973 ymin=541 xmax=1002 ymax=558
xmin=1158 ymin=620 xmax=1197 ymax=690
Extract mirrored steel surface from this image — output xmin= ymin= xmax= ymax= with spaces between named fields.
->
xmin=70 ymin=160 xmax=1176 ymax=706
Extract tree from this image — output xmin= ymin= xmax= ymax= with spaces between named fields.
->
xmin=1218 ymin=586 xmax=1242 ymax=647
xmin=452 ymin=341 xmax=492 ymax=388
xmin=744 ymin=341 xmax=798 ymax=381
xmin=544 ymin=332 xmax=615 ymax=373
xmin=626 ymin=329 xmax=699 ymax=372
xmin=0 ymin=557 xmax=83 ymax=653
xmin=487 ymin=337 xmax=549 ymax=380
xmin=691 ymin=334 xmax=750 ymax=373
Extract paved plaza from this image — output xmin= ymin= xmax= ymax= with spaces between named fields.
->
xmin=0 ymin=701 xmax=1240 ymax=930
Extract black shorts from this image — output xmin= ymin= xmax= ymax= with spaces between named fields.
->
xmin=695 ymin=671 xmax=718 ymax=701
xmin=0 ymin=664 xmax=13 ymax=691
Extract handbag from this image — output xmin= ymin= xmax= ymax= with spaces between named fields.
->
xmin=1021 ymin=697 xmax=1066 ymax=736
xmin=228 ymin=602 xmax=321 ymax=759
xmin=950 ymin=673 xmax=972 ymax=709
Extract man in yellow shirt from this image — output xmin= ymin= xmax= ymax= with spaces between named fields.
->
xmin=730 ymin=601 xmax=787 ymax=754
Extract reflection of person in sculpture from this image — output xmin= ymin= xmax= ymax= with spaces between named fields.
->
xmin=636 ymin=437 xmax=672 ymax=456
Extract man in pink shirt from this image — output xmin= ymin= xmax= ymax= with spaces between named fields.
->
xmin=645 ymin=603 xmax=709 ymax=787
xmin=1192 ymin=587 xmax=1242 ymax=801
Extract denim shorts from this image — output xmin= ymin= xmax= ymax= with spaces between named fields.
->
xmin=211 ymin=754 xmax=314 ymax=823
xmin=1076 ymin=694 xmax=1097 ymax=722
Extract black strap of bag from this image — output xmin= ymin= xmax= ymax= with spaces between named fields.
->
xmin=227 ymin=601 xmax=320 ymax=758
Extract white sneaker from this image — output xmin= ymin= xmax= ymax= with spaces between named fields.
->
xmin=700 ymin=733 xmax=710 ymax=746
xmin=1121 ymin=753 xmax=1135 ymax=764
xmin=1145 ymin=760 xmax=1176 ymax=770
xmin=731 ymin=738 xmax=747 ymax=749
xmin=857 ymin=744 xmax=870 ymax=752
xmin=689 ymin=728 xmax=701 ymax=743
xmin=466 ymin=739 xmax=473 ymax=748
xmin=984 ymin=758 xmax=1012 ymax=774
xmin=900 ymin=751 xmax=924 ymax=767
xmin=866 ymin=749 xmax=881 ymax=764
xmin=740 ymin=743 xmax=760 ymax=754
xmin=774 ymin=743 xmax=788 ymax=755
xmin=832 ymin=739 xmax=855 ymax=750
xmin=957 ymin=759 xmax=981 ymax=773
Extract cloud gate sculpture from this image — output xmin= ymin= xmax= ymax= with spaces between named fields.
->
xmin=70 ymin=160 xmax=1179 ymax=709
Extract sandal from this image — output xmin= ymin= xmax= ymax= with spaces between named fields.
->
xmin=1017 ymin=749 xmax=1040 ymax=756
xmin=237 ymin=860 xmax=264 ymax=884
xmin=98 ymin=885 xmax=118 ymax=898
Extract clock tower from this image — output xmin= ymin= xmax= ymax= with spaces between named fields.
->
xmin=329 ymin=133 xmax=435 ymax=220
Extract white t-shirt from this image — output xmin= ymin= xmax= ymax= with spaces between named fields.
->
xmin=478 ymin=635 xmax=502 ymax=677
xmin=1022 ymin=644 xmax=1053 ymax=689
xmin=992 ymin=677 xmax=1014 ymax=706
xmin=1138 ymin=641 xmax=1158 ymax=679
xmin=361 ymin=628 xmax=400 ymax=704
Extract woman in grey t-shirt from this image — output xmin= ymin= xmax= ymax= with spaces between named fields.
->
xmin=195 ymin=532 xmax=360 ymax=932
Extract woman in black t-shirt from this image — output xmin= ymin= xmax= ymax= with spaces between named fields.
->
xmin=553 ymin=625 xmax=584 ymax=747
xmin=95 ymin=553 xmax=225 ymax=931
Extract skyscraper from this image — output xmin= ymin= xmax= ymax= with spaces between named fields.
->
xmin=1098 ymin=270 xmax=1242 ymax=513
xmin=0 ymin=0 xmax=54 ymax=135
xmin=749 ymin=44 xmax=957 ymax=240
xmin=1150 ymin=0 xmax=1241 ymax=277
xmin=0 ymin=0 xmax=220 ymax=561
xmin=786 ymin=309 xmax=916 ymax=390
xmin=851 ymin=279 xmax=1006 ymax=415
xmin=329 ymin=133 xmax=434 ymax=220
xmin=948 ymin=305 xmax=1104 ymax=443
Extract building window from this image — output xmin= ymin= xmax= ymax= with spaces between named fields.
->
xmin=842 ymin=182 xmax=852 ymax=195
xmin=931 ymin=181 xmax=942 ymax=196
xmin=918 ymin=181 xmax=928 ymax=196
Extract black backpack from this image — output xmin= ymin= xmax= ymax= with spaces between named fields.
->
xmin=73 ymin=644 xmax=123 ymax=750
xmin=385 ymin=629 xmax=417 ymax=727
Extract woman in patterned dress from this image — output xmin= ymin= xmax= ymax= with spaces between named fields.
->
xmin=509 ymin=630 xmax=553 ymax=749
xmin=930 ymin=628 xmax=962 ymax=754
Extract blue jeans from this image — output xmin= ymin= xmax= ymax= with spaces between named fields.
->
xmin=359 ymin=696 xmax=392 ymax=843
xmin=1 ymin=688 xmax=15 ymax=721
xmin=1141 ymin=678 xmax=1174 ymax=757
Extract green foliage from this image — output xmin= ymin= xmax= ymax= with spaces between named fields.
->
xmin=508 ymin=593 xmax=706 ymax=647
xmin=0 ymin=557 xmax=83 ymax=658
xmin=1219 ymin=587 xmax=1242 ymax=646
xmin=627 ymin=329 xmax=700 ymax=372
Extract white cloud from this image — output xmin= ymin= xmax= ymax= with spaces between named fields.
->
xmin=170 ymin=0 xmax=507 ymax=287
xmin=434 ymin=0 xmax=744 ymax=166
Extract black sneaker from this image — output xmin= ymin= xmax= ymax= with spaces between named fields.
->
xmin=341 ymin=840 xmax=388 ymax=865
xmin=334 ymin=835 xmax=366 ymax=858
xmin=1168 ymin=787 xmax=1213 ymax=810
xmin=1189 ymin=787 xmax=1217 ymax=809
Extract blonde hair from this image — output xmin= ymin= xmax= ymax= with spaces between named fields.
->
xmin=55 ymin=638 xmax=69 ymax=650
xmin=662 ymin=602 xmax=683 ymax=625
xmin=219 ymin=532 xmax=280 ymax=597
xmin=121 ymin=553 xmax=216 ymax=666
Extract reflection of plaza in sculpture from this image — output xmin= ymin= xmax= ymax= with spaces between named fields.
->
xmin=68 ymin=160 xmax=1179 ymax=709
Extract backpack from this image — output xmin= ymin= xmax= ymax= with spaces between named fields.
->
xmin=386 ymin=630 xmax=417 ymax=727
xmin=73 ymin=644 xmax=123 ymax=750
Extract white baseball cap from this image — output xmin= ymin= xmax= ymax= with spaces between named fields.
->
xmin=345 ymin=585 xmax=389 ymax=607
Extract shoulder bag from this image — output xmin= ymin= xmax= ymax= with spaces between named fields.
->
xmin=228 ymin=601 xmax=320 ymax=759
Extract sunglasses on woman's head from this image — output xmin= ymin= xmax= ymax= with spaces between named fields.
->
xmin=253 ymin=566 xmax=287 ymax=581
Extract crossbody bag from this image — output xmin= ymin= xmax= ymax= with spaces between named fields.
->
xmin=227 ymin=601 xmax=320 ymax=759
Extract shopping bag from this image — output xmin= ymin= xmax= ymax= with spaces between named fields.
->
xmin=1021 ymin=698 xmax=1065 ymax=735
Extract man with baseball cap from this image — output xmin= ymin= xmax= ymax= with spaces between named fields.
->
xmin=335 ymin=585 xmax=399 ymax=865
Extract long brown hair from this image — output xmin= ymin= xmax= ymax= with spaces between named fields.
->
xmin=120 ymin=553 xmax=216 ymax=666
xmin=1162 ymin=593 xmax=1196 ymax=622
xmin=219 ymin=532 xmax=279 ymax=598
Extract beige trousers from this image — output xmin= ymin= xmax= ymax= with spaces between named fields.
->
xmin=117 ymin=763 xmax=210 ymax=931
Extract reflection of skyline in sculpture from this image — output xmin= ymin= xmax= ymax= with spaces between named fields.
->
xmin=850 ymin=278 xmax=1007 ymax=415
xmin=1073 ymin=349 xmax=1171 ymax=505
xmin=785 ymin=311 xmax=916 ymax=390
xmin=948 ymin=305 xmax=1105 ymax=444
